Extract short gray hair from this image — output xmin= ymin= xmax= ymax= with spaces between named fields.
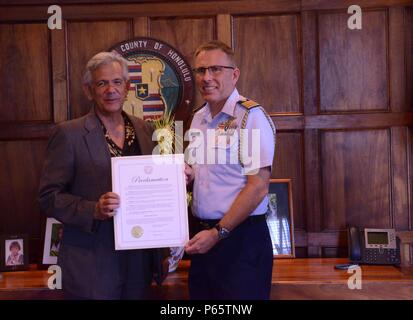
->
xmin=194 ymin=40 xmax=237 ymax=66
xmin=82 ymin=51 xmax=129 ymax=85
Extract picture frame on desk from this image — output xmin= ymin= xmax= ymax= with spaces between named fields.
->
xmin=266 ymin=178 xmax=295 ymax=258
xmin=0 ymin=234 xmax=29 ymax=271
xmin=42 ymin=218 xmax=63 ymax=265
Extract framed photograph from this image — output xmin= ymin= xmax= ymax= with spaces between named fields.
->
xmin=42 ymin=218 xmax=63 ymax=265
xmin=0 ymin=234 xmax=29 ymax=271
xmin=266 ymin=179 xmax=295 ymax=258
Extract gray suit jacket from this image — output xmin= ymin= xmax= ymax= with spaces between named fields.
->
xmin=39 ymin=110 xmax=157 ymax=299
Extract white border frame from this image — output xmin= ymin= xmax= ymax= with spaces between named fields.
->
xmin=42 ymin=218 xmax=62 ymax=264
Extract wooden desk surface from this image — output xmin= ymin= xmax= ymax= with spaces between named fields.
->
xmin=272 ymin=258 xmax=413 ymax=283
xmin=268 ymin=258 xmax=413 ymax=300
xmin=1 ymin=258 xmax=412 ymax=300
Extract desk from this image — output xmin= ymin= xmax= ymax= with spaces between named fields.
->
xmin=270 ymin=258 xmax=413 ymax=299
xmin=1 ymin=259 xmax=412 ymax=300
xmin=0 ymin=265 xmax=64 ymax=300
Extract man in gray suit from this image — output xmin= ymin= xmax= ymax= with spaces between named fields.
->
xmin=39 ymin=51 xmax=158 ymax=299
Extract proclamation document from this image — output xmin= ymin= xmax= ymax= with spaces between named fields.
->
xmin=112 ymin=154 xmax=189 ymax=250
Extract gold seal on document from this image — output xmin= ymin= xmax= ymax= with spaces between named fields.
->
xmin=131 ymin=226 xmax=144 ymax=238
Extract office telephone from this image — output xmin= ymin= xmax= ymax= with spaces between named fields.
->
xmin=348 ymin=227 xmax=401 ymax=265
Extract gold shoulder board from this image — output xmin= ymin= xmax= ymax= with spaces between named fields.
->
xmin=239 ymin=99 xmax=260 ymax=109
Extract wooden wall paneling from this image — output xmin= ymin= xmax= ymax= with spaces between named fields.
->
xmin=0 ymin=23 xmax=52 ymax=122
xmin=51 ymin=22 xmax=68 ymax=123
xmin=302 ymin=0 xmax=413 ymax=11
xmin=304 ymin=129 xmax=322 ymax=256
xmin=67 ymin=20 xmax=132 ymax=119
xmin=293 ymin=229 xmax=308 ymax=257
xmin=150 ymin=16 xmax=215 ymax=68
xmin=389 ymin=7 xmax=406 ymax=112
xmin=318 ymin=9 xmax=388 ymax=112
xmin=307 ymin=231 xmax=347 ymax=247
xmin=314 ymin=230 xmax=348 ymax=257
xmin=1 ymin=1 xmax=301 ymax=21
xmin=216 ymin=14 xmax=232 ymax=46
xmin=321 ymin=247 xmax=348 ymax=257
xmin=308 ymin=245 xmax=322 ymax=257
xmin=3 ymin=1 xmax=413 ymax=20
xmin=304 ymin=129 xmax=321 ymax=230
xmin=233 ymin=14 xmax=301 ymax=114
xmin=294 ymin=229 xmax=308 ymax=247
xmin=0 ymin=123 xmax=54 ymax=141
xmin=391 ymin=127 xmax=410 ymax=230
xmin=0 ymin=140 xmax=48 ymax=263
xmin=133 ymin=17 xmax=149 ymax=37
xmin=0 ymin=5 xmax=47 ymax=21
xmin=150 ymin=16 xmax=215 ymax=110
xmin=1 ymin=0 xmax=300 ymax=7
xmin=302 ymin=11 xmax=318 ymax=116
xmin=258 ymin=113 xmax=412 ymax=132
xmin=321 ymin=129 xmax=391 ymax=230
xmin=294 ymin=247 xmax=309 ymax=258
xmin=272 ymin=131 xmax=305 ymax=231
xmin=306 ymin=113 xmax=413 ymax=130
xmin=321 ymin=131 xmax=346 ymax=230
xmin=409 ymin=127 xmax=413 ymax=230
xmin=406 ymin=7 xmax=413 ymax=111
xmin=273 ymin=114 xmax=304 ymax=131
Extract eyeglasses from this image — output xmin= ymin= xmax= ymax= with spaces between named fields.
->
xmin=94 ymin=79 xmax=125 ymax=89
xmin=192 ymin=65 xmax=235 ymax=76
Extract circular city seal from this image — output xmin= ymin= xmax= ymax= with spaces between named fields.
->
xmin=131 ymin=226 xmax=144 ymax=238
xmin=110 ymin=37 xmax=195 ymax=122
